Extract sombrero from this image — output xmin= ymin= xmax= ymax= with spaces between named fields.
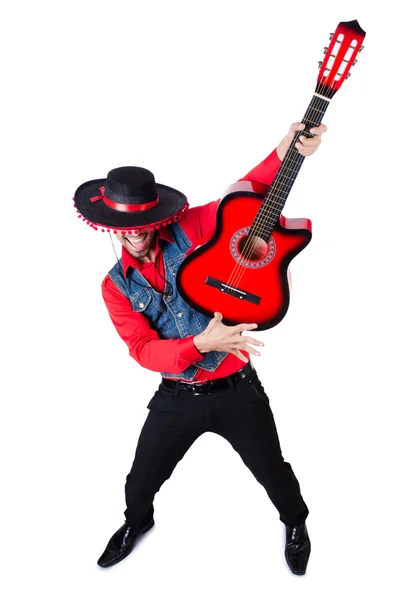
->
xmin=73 ymin=166 xmax=189 ymax=233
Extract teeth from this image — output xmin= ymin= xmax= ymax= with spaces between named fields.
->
xmin=128 ymin=235 xmax=146 ymax=243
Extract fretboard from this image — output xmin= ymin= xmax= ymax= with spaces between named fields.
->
xmin=252 ymin=93 xmax=331 ymax=240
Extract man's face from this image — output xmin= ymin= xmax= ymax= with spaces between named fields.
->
xmin=115 ymin=227 xmax=156 ymax=260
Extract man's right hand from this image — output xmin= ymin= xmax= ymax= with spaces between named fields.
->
xmin=193 ymin=312 xmax=264 ymax=362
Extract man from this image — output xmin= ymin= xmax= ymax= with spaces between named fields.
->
xmin=73 ymin=121 xmax=327 ymax=575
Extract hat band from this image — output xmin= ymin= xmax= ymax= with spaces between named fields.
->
xmin=90 ymin=185 xmax=159 ymax=212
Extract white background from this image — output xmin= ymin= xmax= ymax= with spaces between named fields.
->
xmin=2 ymin=0 xmax=395 ymax=598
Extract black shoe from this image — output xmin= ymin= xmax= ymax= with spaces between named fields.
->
xmin=97 ymin=517 xmax=155 ymax=568
xmin=284 ymin=523 xmax=311 ymax=575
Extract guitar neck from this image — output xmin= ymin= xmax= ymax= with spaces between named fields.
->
xmin=249 ymin=18 xmax=366 ymax=241
xmin=252 ymin=93 xmax=331 ymax=240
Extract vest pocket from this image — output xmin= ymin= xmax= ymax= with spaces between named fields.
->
xmin=131 ymin=291 xmax=152 ymax=312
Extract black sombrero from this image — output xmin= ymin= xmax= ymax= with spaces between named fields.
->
xmin=73 ymin=166 xmax=189 ymax=233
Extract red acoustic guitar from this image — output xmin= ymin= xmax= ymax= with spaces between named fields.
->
xmin=176 ymin=19 xmax=366 ymax=330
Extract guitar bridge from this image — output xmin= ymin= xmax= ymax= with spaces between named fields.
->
xmin=205 ymin=276 xmax=261 ymax=305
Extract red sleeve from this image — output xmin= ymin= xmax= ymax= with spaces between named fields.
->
xmin=180 ymin=148 xmax=281 ymax=241
xmin=101 ymin=275 xmax=204 ymax=373
xmin=238 ymin=147 xmax=281 ymax=184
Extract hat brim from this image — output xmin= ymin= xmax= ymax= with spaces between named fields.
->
xmin=73 ymin=178 xmax=188 ymax=231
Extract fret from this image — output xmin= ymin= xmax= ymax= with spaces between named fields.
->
xmin=262 ymin=191 xmax=289 ymax=203
xmin=271 ymin=172 xmax=298 ymax=191
xmin=286 ymin=146 xmax=306 ymax=157
xmin=266 ymin=182 xmax=294 ymax=197
xmin=302 ymin=117 xmax=321 ymax=126
xmin=271 ymin=183 xmax=294 ymax=196
xmin=260 ymin=226 xmax=276 ymax=239
xmin=306 ymin=105 xmax=326 ymax=114
xmin=272 ymin=172 xmax=296 ymax=183
xmin=304 ymin=96 xmax=327 ymax=120
xmin=269 ymin=185 xmax=294 ymax=197
xmin=275 ymin=161 xmax=301 ymax=176
xmin=282 ymin=162 xmax=304 ymax=175
xmin=255 ymin=92 xmax=330 ymax=238
xmin=281 ymin=155 xmax=304 ymax=169
xmin=257 ymin=204 xmax=284 ymax=218
xmin=266 ymin=185 xmax=289 ymax=198
xmin=256 ymin=210 xmax=282 ymax=224
xmin=285 ymin=147 xmax=305 ymax=159
xmin=284 ymin=154 xmax=304 ymax=165
xmin=254 ymin=214 xmax=281 ymax=227
xmin=256 ymin=203 xmax=285 ymax=218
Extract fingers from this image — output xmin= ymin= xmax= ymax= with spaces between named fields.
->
xmin=298 ymin=134 xmax=322 ymax=146
xmin=295 ymin=132 xmax=322 ymax=155
xmin=234 ymin=322 xmax=258 ymax=333
xmin=290 ymin=122 xmax=327 ymax=136
xmin=299 ymin=123 xmax=327 ymax=144
xmin=239 ymin=343 xmax=261 ymax=356
xmin=288 ymin=122 xmax=305 ymax=137
xmin=230 ymin=349 xmax=249 ymax=363
xmin=295 ymin=144 xmax=316 ymax=156
xmin=240 ymin=335 xmax=264 ymax=347
xmin=291 ymin=121 xmax=327 ymax=154
xmin=213 ymin=312 xmax=223 ymax=321
xmin=234 ymin=334 xmax=264 ymax=357
xmin=310 ymin=123 xmax=327 ymax=135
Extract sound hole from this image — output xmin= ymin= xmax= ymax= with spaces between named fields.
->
xmin=238 ymin=234 xmax=268 ymax=261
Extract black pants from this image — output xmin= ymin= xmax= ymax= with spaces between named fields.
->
xmin=124 ymin=369 xmax=309 ymax=528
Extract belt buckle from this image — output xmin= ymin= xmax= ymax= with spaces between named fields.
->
xmin=192 ymin=383 xmax=202 ymax=395
xmin=192 ymin=380 xmax=213 ymax=395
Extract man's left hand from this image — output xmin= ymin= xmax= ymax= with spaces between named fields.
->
xmin=276 ymin=121 xmax=328 ymax=161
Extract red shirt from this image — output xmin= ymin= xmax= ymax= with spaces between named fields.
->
xmin=102 ymin=148 xmax=281 ymax=381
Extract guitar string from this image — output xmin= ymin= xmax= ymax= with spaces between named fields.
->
xmin=252 ymin=74 xmax=331 ymax=235
xmin=227 ymin=43 xmax=351 ymax=290
xmin=228 ymin=93 xmax=329 ymax=291
xmin=238 ymin=76 xmax=332 ymax=254
xmin=224 ymin=33 xmax=364 ymax=287
xmin=224 ymin=113 xmax=319 ymax=288
xmin=225 ymin=79 xmax=332 ymax=292
xmin=226 ymin=76 xmax=331 ymax=289
xmin=226 ymin=69 xmax=333 ymax=287
xmin=225 ymin=95 xmax=327 ymax=291
xmin=230 ymin=93 xmax=329 ymax=289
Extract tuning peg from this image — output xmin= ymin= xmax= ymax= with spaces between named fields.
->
xmin=329 ymin=33 xmax=334 ymax=40
xmin=359 ymin=45 xmax=364 ymax=52
xmin=318 ymin=61 xmax=323 ymax=68
xmin=352 ymin=59 xmax=358 ymax=66
xmin=323 ymin=46 xmax=328 ymax=54
xmin=346 ymin=73 xmax=351 ymax=79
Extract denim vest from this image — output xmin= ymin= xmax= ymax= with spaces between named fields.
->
xmin=108 ymin=221 xmax=227 ymax=380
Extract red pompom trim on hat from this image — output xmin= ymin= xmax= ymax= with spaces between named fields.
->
xmin=73 ymin=201 xmax=189 ymax=233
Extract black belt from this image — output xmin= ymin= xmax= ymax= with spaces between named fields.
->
xmin=161 ymin=362 xmax=254 ymax=395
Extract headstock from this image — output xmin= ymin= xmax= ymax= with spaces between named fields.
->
xmin=316 ymin=19 xmax=366 ymax=99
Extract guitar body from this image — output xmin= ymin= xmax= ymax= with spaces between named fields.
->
xmin=176 ymin=183 xmax=312 ymax=330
